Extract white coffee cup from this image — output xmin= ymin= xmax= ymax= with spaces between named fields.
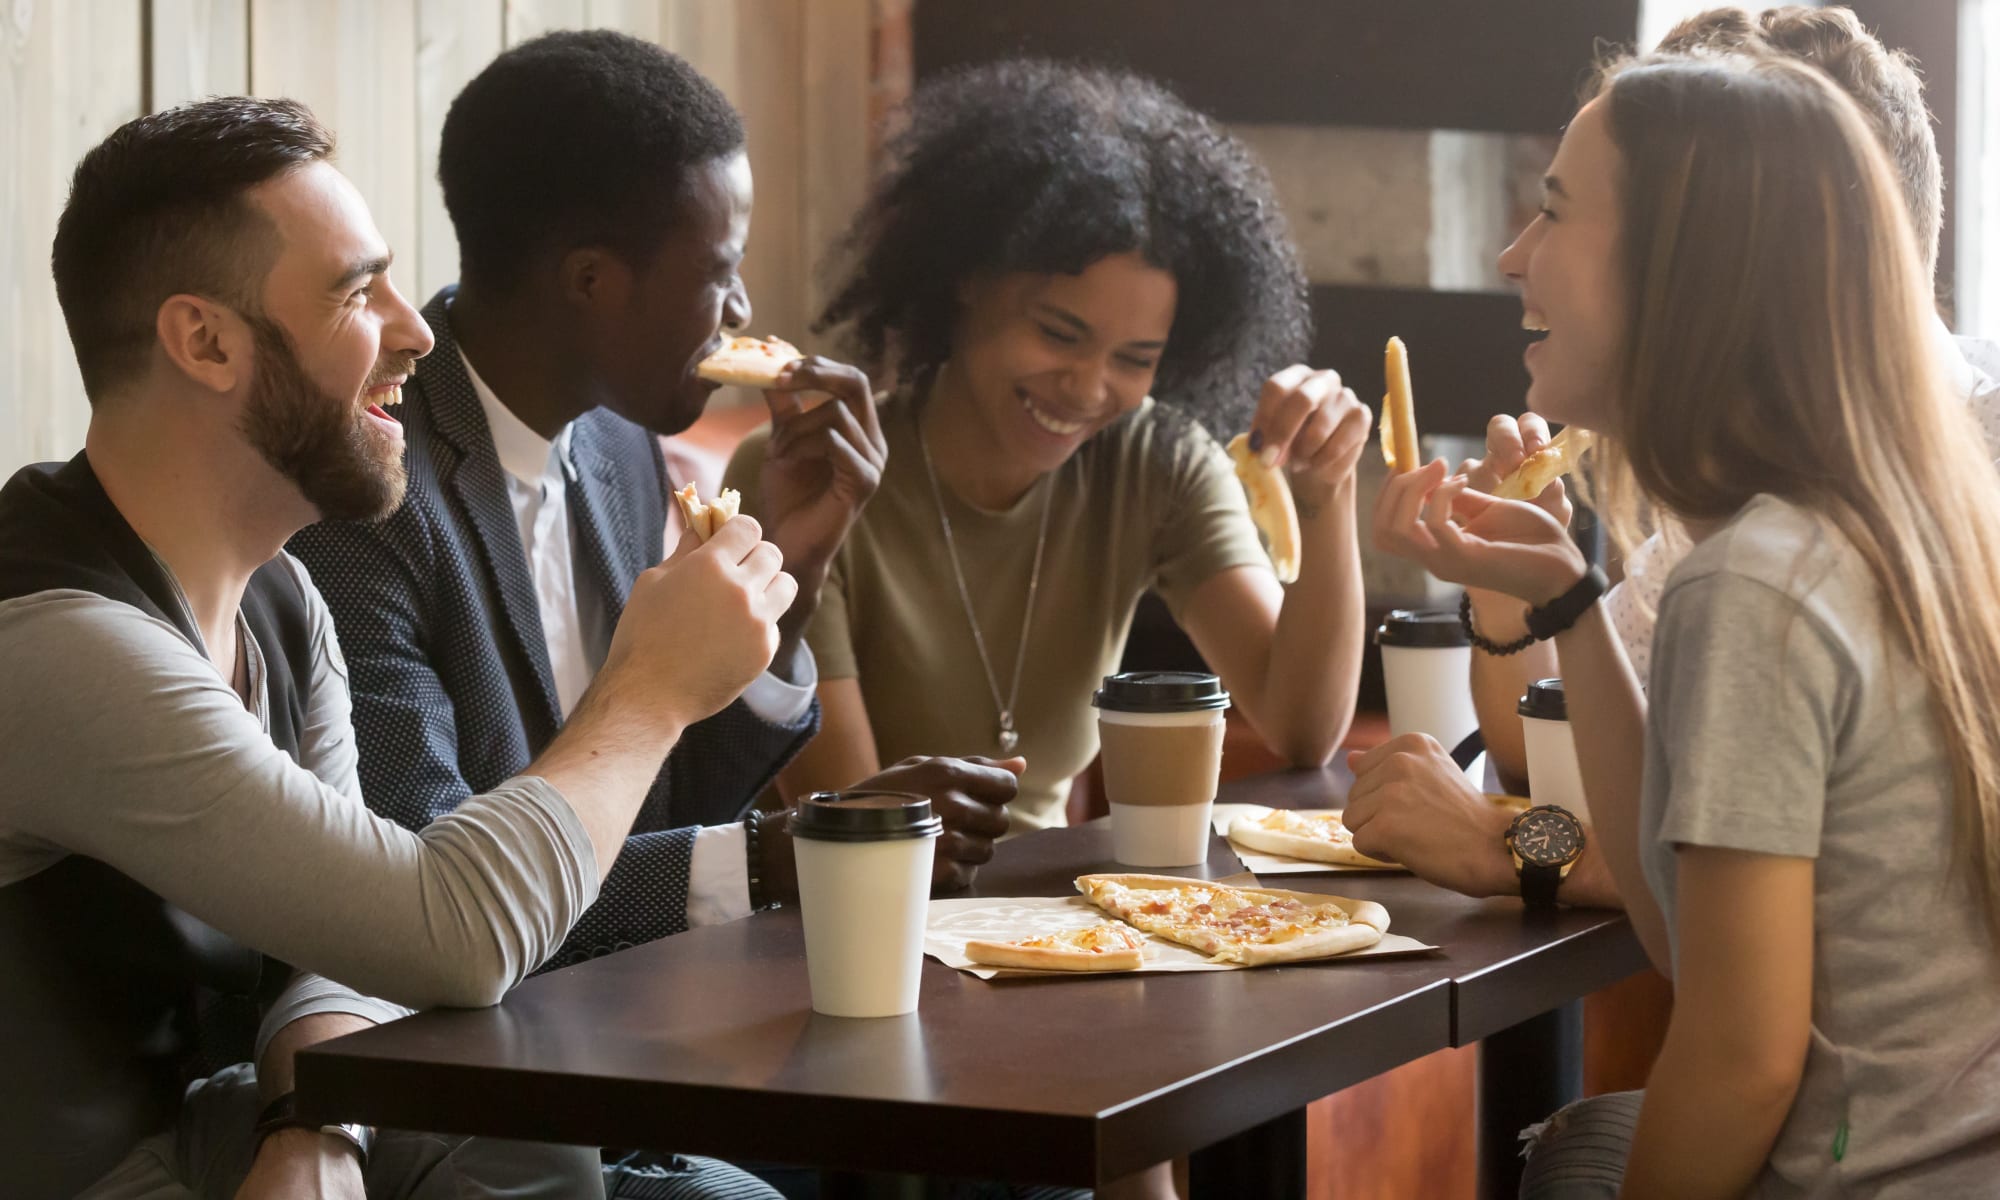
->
xmin=789 ymin=792 xmax=941 ymax=1018
xmin=1518 ymin=678 xmax=1589 ymax=822
xmin=1375 ymin=609 xmax=1479 ymax=751
xmin=1093 ymin=672 xmax=1231 ymax=868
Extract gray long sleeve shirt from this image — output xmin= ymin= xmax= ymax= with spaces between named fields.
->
xmin=0 ymin=554 xmax=600 ymax=1042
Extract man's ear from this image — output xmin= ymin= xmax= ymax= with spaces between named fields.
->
xmin=155 ymin=295 xmax=250 ymax=394
xmin=558 ymin=246 xmax=634 ymax=314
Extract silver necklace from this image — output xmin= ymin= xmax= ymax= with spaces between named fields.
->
xmin=916 ymin=404 xmax=1053 ymax=755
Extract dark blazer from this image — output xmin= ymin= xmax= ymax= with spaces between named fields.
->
xmin=289 ymin=288 xmax=815 ymax=967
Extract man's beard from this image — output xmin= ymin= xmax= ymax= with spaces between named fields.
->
xmin=239 ymin=316 xmax=407 ymax=523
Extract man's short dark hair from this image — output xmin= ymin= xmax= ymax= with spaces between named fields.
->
xmin=438 ymin=30 xmax=746 ymax=293
xmin=51 ymin=96 xmax=335 ymax=403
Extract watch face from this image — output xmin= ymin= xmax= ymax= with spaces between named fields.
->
xmin=1513 ymin=808 xmax=1582 ymax=867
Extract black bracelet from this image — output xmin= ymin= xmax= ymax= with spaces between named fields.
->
xmin=744 ymin=810 xmax=767 ymax=911
xmin=1460 ymin=591 xmax=1539 ymax=656
xmin=1525 ymin=565 xmax=1609 ymax=641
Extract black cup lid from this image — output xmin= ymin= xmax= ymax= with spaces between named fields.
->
xmin=789 ymin=792 xmax=942 ymax=842
xmin=1091 ymin=670 xmax=1230 ymax=713
xmin=1374 ymin=608 xmax=1470 ymax=648
xmin=1518 ymin=678 xmax=1568 ymax=721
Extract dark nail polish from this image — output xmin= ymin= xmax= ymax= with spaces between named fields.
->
xmin=1249 ymin=429 xmax=1264 ymax=452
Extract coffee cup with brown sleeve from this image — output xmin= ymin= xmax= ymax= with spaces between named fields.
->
xmin=1092 ymin=671 xmax=1230 ymax=867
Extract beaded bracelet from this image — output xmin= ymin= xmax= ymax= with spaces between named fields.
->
xmin=1459 ymin=590 xmax=1539 ymax=656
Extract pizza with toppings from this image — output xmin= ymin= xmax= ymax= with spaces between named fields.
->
xmin=696 ymin=334 xmax=803 ymax=388
xmin=963 ymin=920 xmax=1149 ymax=972
xmin=1075 ymin=874 xmax=1388 ymax=965
xmin=1227 ymin=808 xmax=1399 ymax=869
xmin=674 ymin=482 xmax=740 ymax=541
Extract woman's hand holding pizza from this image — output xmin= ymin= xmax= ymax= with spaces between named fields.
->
xmin=1372 ymin=458 xmax=1589 ymax=606
xmin=1247 ymin=365 xmax=1373 ymax=512
xmin=1462 ymin=411 xmax=1573 ymax=525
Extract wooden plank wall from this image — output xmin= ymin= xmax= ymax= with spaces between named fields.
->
xmin=0 ymin=0 xmax=871 ymax=473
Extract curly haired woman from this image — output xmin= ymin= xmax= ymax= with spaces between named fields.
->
xmin=728 ymin=59 xmax=1372 ymax=834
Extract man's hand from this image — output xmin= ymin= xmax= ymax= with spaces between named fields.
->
xmin=234 ymin=1128 xmax=365 ymax=1200
xmin=855 ymin=756 xmax=1023 ymax=893
xmin=758 ymin=357 xmax=887 ymax=645
xmin=1247 ymin=365 xmax=1373 ymax=513
xmin=759 ymin=756 xmax=1022 ymax=901
xmin=1342 ymin=734 xmax=1518 ymax=898
xmin=600 ymin=516 xmax=796 ymax=733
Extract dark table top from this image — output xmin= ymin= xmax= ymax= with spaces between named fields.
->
xmin=1216 ymin=766 xmax=1648 ymax=1043
xmin=297 ymin=768 xmax=1643 ymax=1186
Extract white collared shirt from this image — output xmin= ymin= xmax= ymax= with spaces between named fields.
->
xmin=463 ymin=347 xmax=813 ymax=926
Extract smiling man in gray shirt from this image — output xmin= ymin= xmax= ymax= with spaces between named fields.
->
xmin=0 ymin=97 xmax=795 ymax=1200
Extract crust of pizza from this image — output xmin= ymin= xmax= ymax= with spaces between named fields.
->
xmin=1379 ymin=336 xmax=1421 ymax=474
xmin=696 ymin=334 xmax=803 ymax=388
xmin=1495 ymin=427 xmax=1593 ymax=501
xmin=1226 ymin=809 xmax=1399 ymax=869
xmin=963 ymin=921 xmax=1148 ymax=972
xmin=1075 ymin=873 xmax=1388 ymax=966
xmin=674 ymin=483 xmax=741 ymax=541
xmin=1225 ymin=434 xmax=1301 ymax=583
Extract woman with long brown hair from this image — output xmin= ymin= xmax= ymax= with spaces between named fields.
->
xmin=1375 ymin=48 xmax=2000 ymax=1198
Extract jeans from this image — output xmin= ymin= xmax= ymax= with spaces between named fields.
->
xmin=1517 ymin=1090 xmax=1643 ymax=1200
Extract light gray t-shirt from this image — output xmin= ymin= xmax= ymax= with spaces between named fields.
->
xmin=1642 ymin=495 xmax=2000 ymax=1198
xmin=0 ymin=554 xmax=601 ymax=1034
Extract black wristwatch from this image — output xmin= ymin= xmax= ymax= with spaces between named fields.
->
xmin=1505 ymin=805 xmax=1587 ymax=910
xmin=1525 ymin=565 xmax=1609 ymax=641
xmin=252 ymin=1091 xmax=374 ymax=1165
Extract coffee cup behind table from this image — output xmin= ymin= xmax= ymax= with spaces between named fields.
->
xmin=1375 ymin=609 xmax=1479 ymax=751
xmin=1518 ymin=679 xmax=1590 ymax=822
xmin=1092 ymin=671 xmax=1230 ymax=867
xmin=789 ymin=792 xmax=942 ymax=1018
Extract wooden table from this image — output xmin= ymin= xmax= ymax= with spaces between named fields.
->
xmin=298 ymin=769 xmax=1644 ymax=1196
xmin=1222 ymin=767 xmax=1650 ymax=1198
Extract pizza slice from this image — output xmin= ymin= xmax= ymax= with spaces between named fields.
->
xmin=1225 ymin=434 xmax=1301 ymax=584
xmin=1494 ymin=427 xmax=1593 ymax=501
xmin=1226 ymin=809 xmax=1399 ymax=869
xmin=696 ymin=334 xmax=803 ymax=388
xmin=1075 ymin=873 xmax=1388 ymax=966
xmin=962 ymin=920 xmax=1149 ymax=972
xmin=674 ymin=482 xmax=741 ymax=542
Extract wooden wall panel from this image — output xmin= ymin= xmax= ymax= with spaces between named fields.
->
xmin=800 ymin=0 xmax=873 ymax=323
xmin=913 ymin=0 xmax=1640 ymax=135
xmin=249 ymin=2 xmax=422 ymax=295
xmin=0 ymin=0 xmax=145 ymax=470
xmin=713 ymin=0 xmax=808 ymax=351
xmin=150 ymin=0 xmax=249 ymax=107
xmin=415 ymin=0 xmax=505 ymax=302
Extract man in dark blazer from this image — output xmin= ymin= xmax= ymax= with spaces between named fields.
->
xmin=288 ymin=30 xmax=1017 ymax=987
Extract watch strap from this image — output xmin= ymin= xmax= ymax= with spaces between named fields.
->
xmin=1525 ymin=565 xmax=1609 ymax=641
xmin=1519 ymin=860 xmax=1563 ymax=910
xmin=252 ymin=1091 xmax=373 ymax=1165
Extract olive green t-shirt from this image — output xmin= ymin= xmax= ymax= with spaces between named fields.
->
xmin=724 ymin=394 xmax=1270 ymax=832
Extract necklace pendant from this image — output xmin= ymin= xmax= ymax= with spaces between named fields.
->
xmin=997 ymin=721 xmax=1020 ymax=755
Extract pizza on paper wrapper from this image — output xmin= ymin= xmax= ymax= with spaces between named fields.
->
xmin=1227 ymin=809 xmax=1399 ymax=869
xmin=1075 ymin=873 xmax=1389 ymax=965
xmin=962 ymin=921 xmax=1150 ymax=972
